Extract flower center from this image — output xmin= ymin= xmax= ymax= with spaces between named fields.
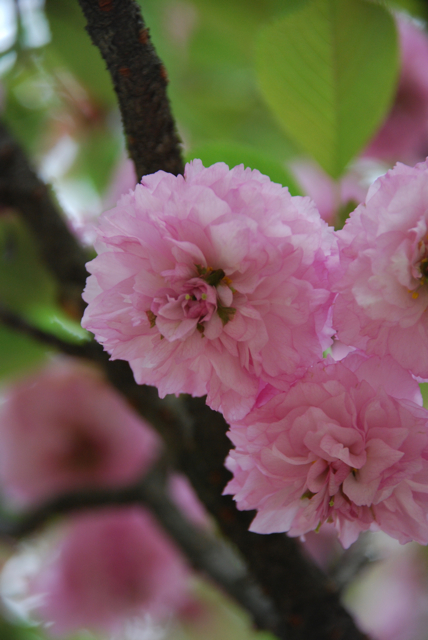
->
xmin=196 ymin=265 xmax=226 ymax=287
xmin=62 ymin=428 xmax=106 ymax=472
xmin=409 ymin=239 xmax=428 ymax=299
xmin=147 ymin=264 xmax=236 ymax=338
xmin=420 ymin=256 xmax=428 ymax=280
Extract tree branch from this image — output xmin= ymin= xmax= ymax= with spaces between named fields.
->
xmin=0 ymin=304 xmax=99 ymax=360
xmin=0 ymin=465 xmax=279 ymax=635
xmin=0 ymin=122 xmax=89 ymax=315
xmin=76 ymin=0 xmax=184 ymax=181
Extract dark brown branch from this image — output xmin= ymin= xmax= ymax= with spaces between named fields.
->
xmin=76 ymin=0 xmax=184 ymax=181
xmin=0 ymin=122 xmax=89 ymax=315
xmin=0 ymin=465 xmax=278 ymax=634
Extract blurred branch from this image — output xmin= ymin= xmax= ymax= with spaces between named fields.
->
xmin=0 ymin=464 xmax=279 ymax=635
xmin=329 ymin=535 xmax=374 ymax=593
xmin=77 ymin=0 xmax=184 ymax=181
xmin=0 ymin=304 xmax=99 ymax=359
xmin=0 ymin=121 xmax=89 ymax=315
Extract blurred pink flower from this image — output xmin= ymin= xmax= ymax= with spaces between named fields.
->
xmin=291 ymin=160 xmax=368 ymax=226
xmin=224 ymin=352 xmax=428 ymax=548
xmin=82 ymin=160 xmax=336 ymax=421
xmin=31 ymin=507 xmax=189 ymax=636
xmin=364 ymin=16 xmax=428 ymax=165
xmin=0 ymin=360 xmax=160 ymax=506
xmin=333 ymin=159 xmax=428 ymax=379
xmin=346 ymin=545 xmax=428 ymax=640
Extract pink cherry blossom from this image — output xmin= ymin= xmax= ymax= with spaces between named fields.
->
xmin=224 ymin=353 xmax=428 ymax=548
xmin=364 ymin=16 xmax=428 ymax=165
xmin=30 ymin=507 xmax=189 ymax=636
xmin=82 ymin=160 xmax=336 ymax=421
xmin=0 ymin=359 xmax=160 ymax=506
xmin=346 ymin=544 xmax=428 ymax=640
xmin=333 ymin=160 xmax=428 ymax=379
xmin=291 ymin=159 xmax=368 ymax=226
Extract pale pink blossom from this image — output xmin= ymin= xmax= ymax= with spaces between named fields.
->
xmin=364 ymin=17 xmax=428 ymax=165
xmin=0 ymin=360 xmax=160 ymax=506
xmin=346 ymin=544 xmax=428 ymax=640
xmin=82 ymin=160 xmax=336 ymax=420
xmin=224 ymin=353 xmax=428 ymax=548
xmin=30 ymin=508 xmax=189 ymax=636
xmin=291 ymin=160 xmax=368 ymax=226
xmin=333 ymin=160 xmax=428 ymax=379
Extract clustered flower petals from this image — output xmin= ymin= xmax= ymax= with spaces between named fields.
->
xmin=80 ymin=159 xmax=428 ymax=548
xmin=333 ymin=159 xmax=428 ymax=379
xmin=224 ymin=354 xmax=428 ymax=548
xmin=82 ymin=160 xmax=336 ymax=420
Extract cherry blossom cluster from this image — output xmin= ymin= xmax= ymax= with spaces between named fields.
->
xmin=82 ymin=157 xmax=428 ymax=550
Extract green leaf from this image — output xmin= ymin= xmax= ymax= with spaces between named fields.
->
xmin=0 ymin=326 xmax=49 ymax=383
xmin=0 ymin=215 xmax=88 ymax=383
xmin=186 ymin=142 xmax=302 ymax=195
xmin=26 ymin=305 xmax=91 ymax=344
xmin=44 ymin=0 xmax=116 ymax=107
xmin=0 ymin=617 xmax=43 ymax=640
xmin=256 ymin=0 xmax=399 ymax=178
xmin=420 ymin=383 xmax=428 ymax=409
xmin=68 ymin=127 xmax=123 ymax=194
xmin=0 ymin=214 xmax=57 ymax=314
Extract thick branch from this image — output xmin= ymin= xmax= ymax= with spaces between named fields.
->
xmin=76 ymin=0 xmax=184 ymax=181
xmin=0 ymin=122 xmax=89 ymax=314
xmin=0 ymin=466 xmax=278 ymax=634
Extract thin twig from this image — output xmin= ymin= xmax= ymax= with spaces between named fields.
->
xmin=0 ymin=465 xmax=279 ymax=634
xmin=0 ymin=304 xmax=99 ymax=360
xmin=77 ymin=0 xmax=184 ymax=181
